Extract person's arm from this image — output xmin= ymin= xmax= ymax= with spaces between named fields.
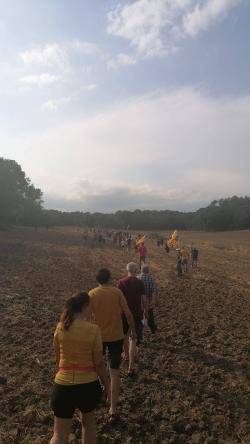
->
xmin=88 ymin=292 xmax=96 ymax=323
xmin=93 ymin=350 xmax=110 ymax=401
xmin=53 ymin=326 xmax=60 ymax=368
xmin=92 ymin=328 xmax=110 ymax=401
xmin=119 ymin=293 xmax=136 ymax=339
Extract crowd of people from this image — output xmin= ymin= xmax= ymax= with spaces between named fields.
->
xmin=49 ymin=232 xmax=198 ymax=443
xmin=81 ymin=229 xmax=151 ymax=254
xmin=81 ymin=229 xmax=135 ymax=250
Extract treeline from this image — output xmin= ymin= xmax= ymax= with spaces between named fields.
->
xmin=1 ymin=157 xmax=250 ymax=231
xmin=43 ymin=196 xmax=250 ymax=231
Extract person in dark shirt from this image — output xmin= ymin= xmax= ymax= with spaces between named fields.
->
xmin=191 ymin=246 xmax=199 ymax=267
xmin=118 ymin=262 xmax=147 ymax=377
xmin=176 ymin=249 xmax=183 ymax=278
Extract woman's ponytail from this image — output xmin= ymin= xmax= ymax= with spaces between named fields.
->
xmin=60 ymin=292 xmax=90 ymax=330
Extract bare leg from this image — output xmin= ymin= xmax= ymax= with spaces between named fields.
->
xmin=129 ymin=337 xmax=136 ymax=372
xmin=50 ymin=417 xmax=72 ymax=444
xmin=123 ymin=335 xmax=129 ymax=360
xmin=109 ymin=368 xmax=120 ymax=415
xmin=81 ymin=411 xmax=96 ymax=444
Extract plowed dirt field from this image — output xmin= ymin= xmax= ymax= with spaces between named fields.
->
xmin=0 ymin=227 xmax=249 ymax=444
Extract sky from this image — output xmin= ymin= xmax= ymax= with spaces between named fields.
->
xmin=1 ymin=0 xmax=250 ymax=213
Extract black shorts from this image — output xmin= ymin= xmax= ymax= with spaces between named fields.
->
xmin=51 ymin=380 xmax=102 ymax=419
xmin=122 ymin=315 xmax=143 ymax=342
xmin=103 ymin=339 xmax=123 ymax=370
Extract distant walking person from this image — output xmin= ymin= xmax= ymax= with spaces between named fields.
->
xmin=118 ymin=262 xmax=147 ymax=377
xmin=138 ymin=243 xmax=147 ymax=269
xmin=50 ymin=292 xmax=109 ymax=444
xmin=176 ymin=250 xmax=183 ymax=278
xmin=89 ymin=269 xmax=135 ymax=423
xmin=181 ymin=246 xmax=190 ymax=273
xmin=191 ymin=246 xmax=199 ymax=267
xmin=138 ymin=264 xmax=157 ymax=334
xmin=127 ymin=235 xmax=132 ymax=251
xmin=120 ymin=239 xmax=126 ymax=251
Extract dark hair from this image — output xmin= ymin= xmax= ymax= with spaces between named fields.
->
xmin=96 ymin=268 xmax=111 ymax=285
xmin=60 ymin=292 xmax=90 ymax=330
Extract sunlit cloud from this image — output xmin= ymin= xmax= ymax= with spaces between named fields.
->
xmin=183 ymin=0 xmax=242 ymax=37
xmin=20 ymin=43 xmax=68 ymax=69
xmin=19 ymin=73 xmax=62 ymax=86
xmin=107 ymin=0 xmax=242 ymax=59
xmin=107 ymin=53 xmax=136 ymax=70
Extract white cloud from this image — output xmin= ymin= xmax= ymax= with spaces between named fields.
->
xmin=42 ymin=97 xmax=71 ymax=111
xmin=85 ymin=83 xmax=98 ymax=91
xmin=18 ymin=40 xmax=100 ymax=90
xmin=107 ymin=53 xmax=136 ymax=70
xmin=19 ymin=73 xmax=61 ymax=86
xmin=20 ymin=44 xmax=68 ymax=69
xmin=183 ymin=0 xmax=241 ymax=37
xmin=19 ymin=40 xmax=99 ymax=75
xmin=107 ymin=0 xmax=242 ymax=58
xmin=5 ymin=87 xmax=250 ymax=212
xmin=70 ymin=39 xmax=99 ymax=55
xmin=107 ymin=0 xmax=173 ymax=57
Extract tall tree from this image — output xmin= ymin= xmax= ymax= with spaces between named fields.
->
xmin=0 ymin=158 xmax=42 ymax=228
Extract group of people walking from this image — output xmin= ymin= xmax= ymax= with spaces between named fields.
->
xmin=176 ymin=245 xmax=199 ymax=277
xmin=50 ymin=262 xmax=158 ymax=444
xmin=49 ymin=233 xmax=199 ymax=443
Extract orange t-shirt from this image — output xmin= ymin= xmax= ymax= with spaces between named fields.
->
xmin=89 ymin=286 xmax=129 ymax=342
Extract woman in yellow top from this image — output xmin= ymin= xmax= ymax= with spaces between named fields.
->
xmin=50 ymin=292 xmax=109 ymax=444
xmin=180 ymin=247 xmax=190 ymax=273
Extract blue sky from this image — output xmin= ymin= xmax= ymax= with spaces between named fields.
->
xmin=1 ymin=0 xmax=250 ymax=212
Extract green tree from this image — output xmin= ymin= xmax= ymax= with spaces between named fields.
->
xmin=0 ymin=158 xmax=43 ymax=228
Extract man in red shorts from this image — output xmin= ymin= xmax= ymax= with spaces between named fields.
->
xmin=118 ymin=262 xmax=147 ymax=377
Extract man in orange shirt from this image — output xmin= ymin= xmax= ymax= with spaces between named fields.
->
xmin=89 ymin=268 xmax=135 ymax=422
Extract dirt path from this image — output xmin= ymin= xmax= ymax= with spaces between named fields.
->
xmin=0 ymin=228 xmax=249 ymax=443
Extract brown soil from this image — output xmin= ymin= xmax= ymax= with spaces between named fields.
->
xmin=0 ymin=227 xmax=249 ymax=444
